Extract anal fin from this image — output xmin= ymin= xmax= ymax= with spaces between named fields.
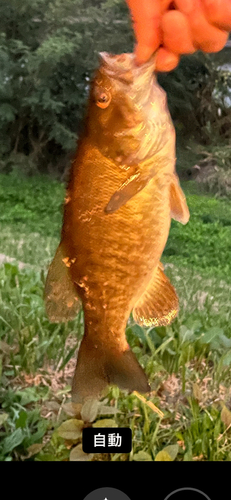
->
xmin=45 ymin=243 xmax=81 ymax=323
xmin=132 ymin=264 xmax=179 ymax=327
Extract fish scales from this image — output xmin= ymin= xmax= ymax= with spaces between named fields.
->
xmin=45 ymin=52 xmax=190 ymax=401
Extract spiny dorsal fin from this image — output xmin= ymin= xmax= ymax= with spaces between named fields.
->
xmin=132 ymin=264 xmax=179 ymax=327
xmin=170 ymin=174 xmax=190 ymax=225
xmin=45 ymin=243 xmax=81 ymax=323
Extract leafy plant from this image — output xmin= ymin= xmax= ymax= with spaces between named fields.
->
xmin=0 ymin=385 xmax=50 ymax=461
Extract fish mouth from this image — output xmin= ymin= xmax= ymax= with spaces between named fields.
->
xmin=98 ymin=52 xmax=157 ymax=128
xmin=99 ymin=52 xmax=156 ymax=86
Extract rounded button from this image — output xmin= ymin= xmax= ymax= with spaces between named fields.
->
xmin=164 ymin=488 xmax=211 ymax=500
xmin=83 ymin=487 xmax=131 ymax=500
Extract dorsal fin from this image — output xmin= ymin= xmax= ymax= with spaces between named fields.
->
xmin=170 ymin=174 xmax=190 ymax=225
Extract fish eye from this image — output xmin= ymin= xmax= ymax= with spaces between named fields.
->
xmin=96 ymin=92 xmax=111 ymax=109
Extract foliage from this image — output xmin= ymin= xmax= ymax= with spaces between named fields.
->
xmin=0 ymin=0 xmax=132 ymax=174
xmin=0 ymin=171 xmax=64 ymax=237
xmin=197 ymin=144 xmax=231 ymax=172
xmin=158 ymin=53 xmax=231 ymax=145
xmin=1 ymin=0 xmax=231 ymax=176
xmin=188 ymin=144 xmax=231 ymax=198
xmin=158 ymin=54 xmax=210 ymax=137
xmin=0 ymin=385 xmax=50 ymax=461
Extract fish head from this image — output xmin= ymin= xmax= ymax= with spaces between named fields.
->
xmin=87 ymin=52 xmax=174 ymax=165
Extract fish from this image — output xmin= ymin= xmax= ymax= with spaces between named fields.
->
xmin=45 ymin=52 xmax=190 ymax=402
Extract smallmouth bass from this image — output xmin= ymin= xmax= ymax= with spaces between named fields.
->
xmin=45 ymin=52 xmax=189 ymax=402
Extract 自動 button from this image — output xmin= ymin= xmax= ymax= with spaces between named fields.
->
xmin=82 ymin=427 xmax=132 ymax=453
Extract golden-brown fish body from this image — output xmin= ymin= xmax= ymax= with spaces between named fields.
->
xmin=45 ymin=53 xmax=189 ymax=402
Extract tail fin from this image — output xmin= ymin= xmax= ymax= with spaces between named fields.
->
xmin=72 ymin=335 xmax=150 ymax=402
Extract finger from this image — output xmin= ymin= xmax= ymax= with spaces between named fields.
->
xmin=202 ymin=0 xmax=231 ymax=31
xmin=126 ymin=0 xmax=161 ymax=64
xmin=191 ymin=11 xmax=228 ymax=52
xmin=175 ymin=0 xmax=231 ymax=33
xmin=175 ymin=0 xmax=228 ymax=52
xmin=155 ymin=47 xmax=180 ymax=71
xmin=135 ymin=43 xmax=159 ymax=65
xmin=162 ymin=10 xmax=196 ymax=54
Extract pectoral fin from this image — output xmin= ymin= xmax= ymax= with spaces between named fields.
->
xmin=105 ymin=167 xmax=151 ymax=214
xmin=170 ymin=175 xmax=190 ymax=224
xmin=45 ymin=243 xmax=81 ymax=323
xmin=132 ymin=264 xmax=179 ymax=327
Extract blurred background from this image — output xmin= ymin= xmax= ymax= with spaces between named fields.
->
xmin=1 ymin=0 xmax=231 ymax=180
xmin=1 ymin=0 xmax=231 ymax=462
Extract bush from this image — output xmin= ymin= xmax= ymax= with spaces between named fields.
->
xmin=158 ymin=53 xmax=231 ymax=144
xmin=0 ymin=0 xmax=133 ymax=174
xmin=1 ymin=1 xmax=231 ymax=177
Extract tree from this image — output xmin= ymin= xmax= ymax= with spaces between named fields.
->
xmin=158 ymin=52 xmax=231 ymax=145
xmin=0 ymin=0 xmax=133 ymax=174
xmin=1 ymin=0 xmax=230 ymax=176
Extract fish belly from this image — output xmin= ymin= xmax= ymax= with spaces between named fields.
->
xmin=64 ymin=153 xmax=171 ymax=326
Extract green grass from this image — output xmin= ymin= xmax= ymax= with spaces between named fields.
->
xmin=164 ymin=181 xmax=231 ymax=276
xmin=1 ymin=171 xmax=231 ymax=461
xmin=0 ymin=172 xmax=63 ymax=266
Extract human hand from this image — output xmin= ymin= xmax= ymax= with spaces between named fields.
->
xmin=126 ymin=0 xmax=231 ymax=71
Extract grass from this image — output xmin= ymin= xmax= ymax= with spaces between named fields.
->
xmin=1 ymin=170 xmax=231 ymax=461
